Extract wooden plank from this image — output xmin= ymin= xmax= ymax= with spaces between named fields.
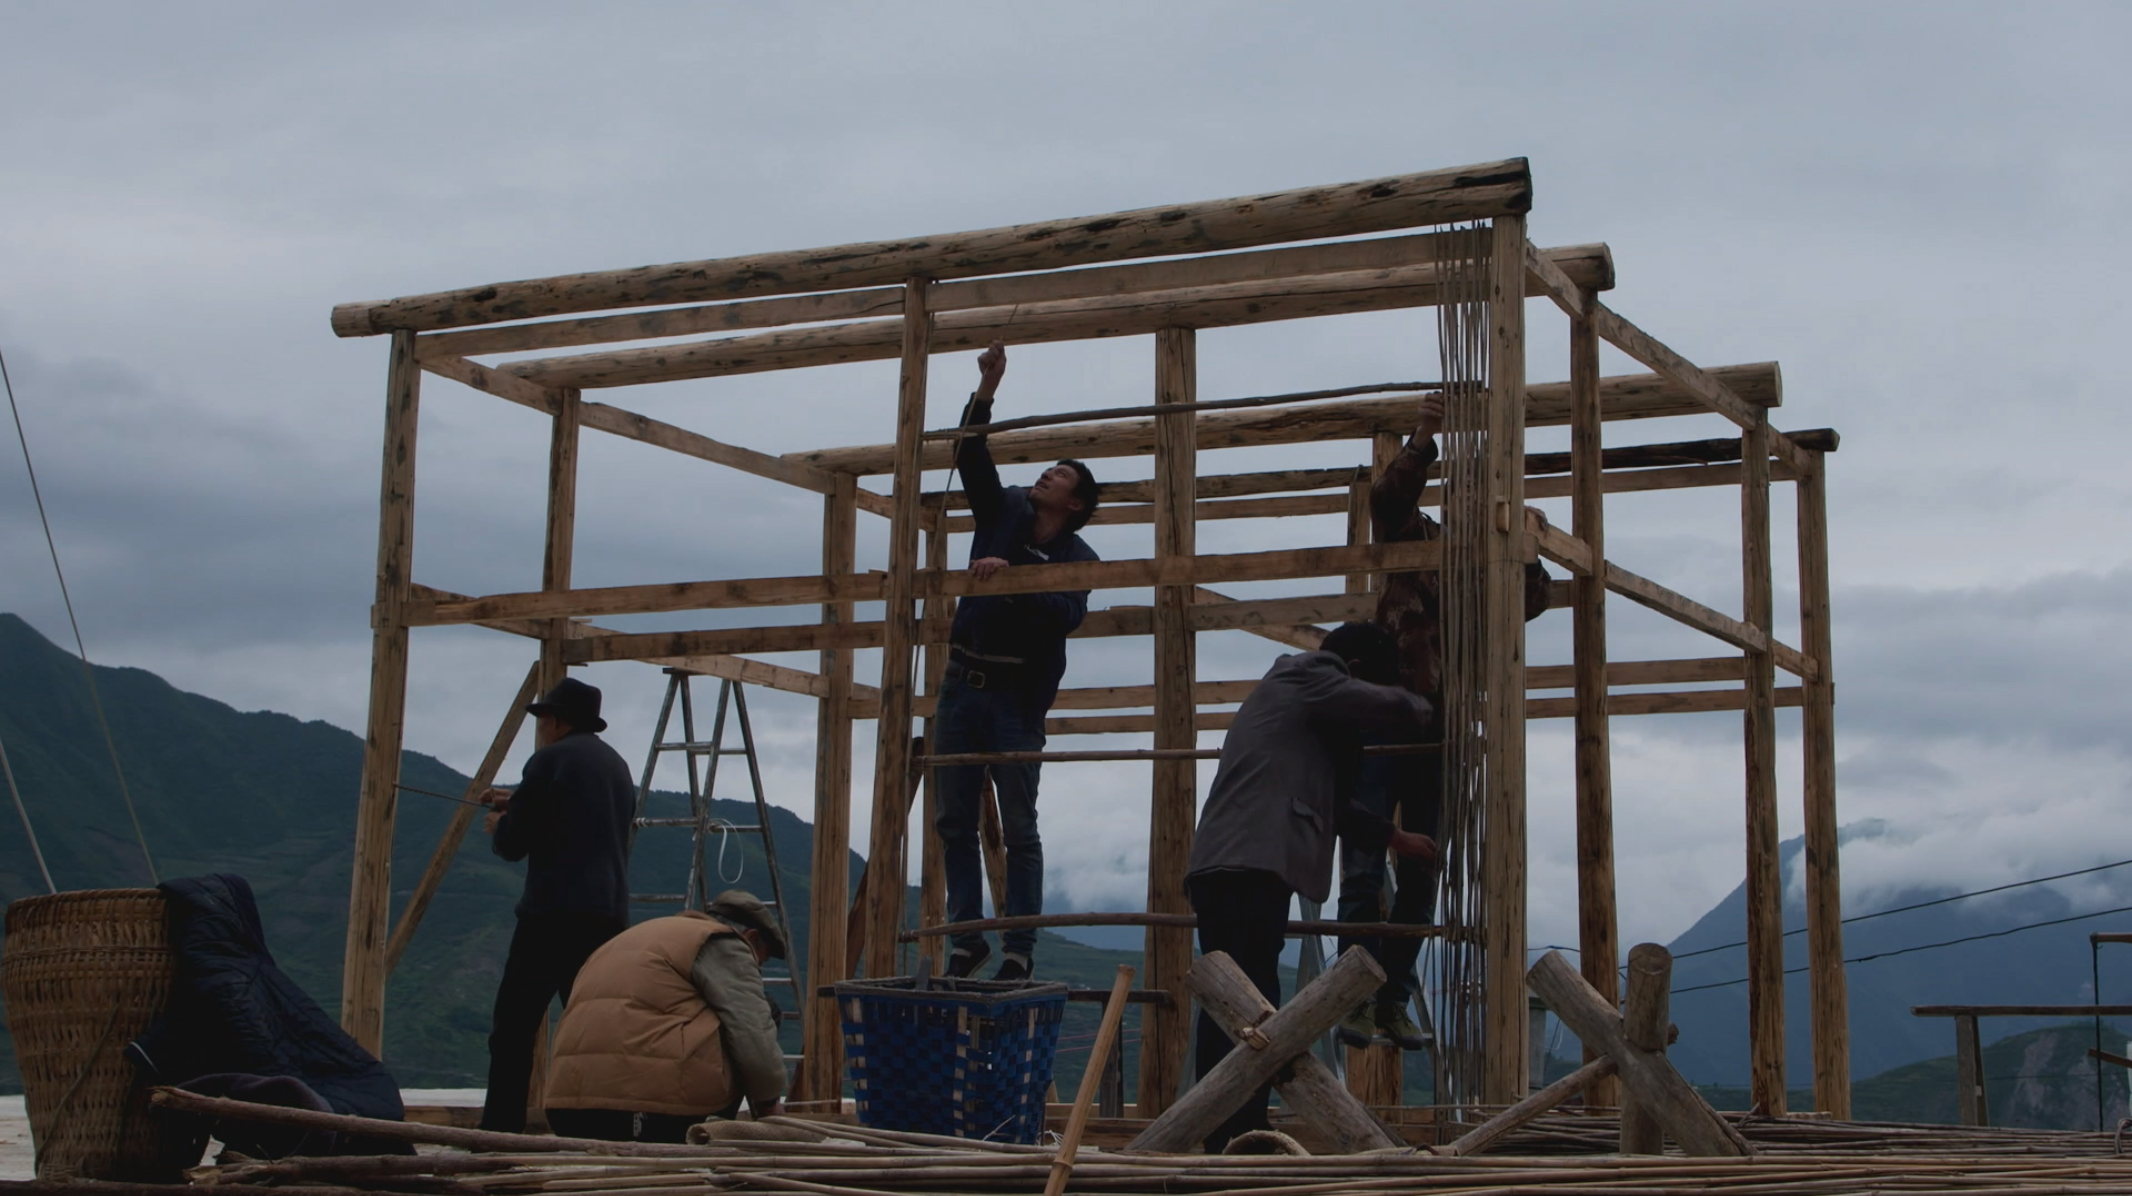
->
xmin=802 ymin=475 xmax=858 ymax=1101
xmin=788 ymin=364 xmax=1783 ymax=475
xmin=1603 ymin=562 xmax=1818 ymax=680
xmin=415 ymin=349 xmax=563 ymax=412
xmin=1481 ymin=214 xmax=1531 ymax=1105
xmin=1568 ymin=310 xmax=1620 ymax=1111
xmin=1529 ymin=655 xmax=1743 ymax=689
xmin=1796 ymin=449 xmax=1849 ymax=1118
xmin=334 ymin=159 xmax=1534 ymax=335
xmin=1529 ymin=518 xmax=1594 ymax=576
xmin=385 ymin=670 xmax=536 ymax=975
xmin=942 ymin=491 xmax=1344 ymax=532
xmin=1590 ymin=301 xmax=1760 ymax=430
xmin=862 ymin=279 xmax=931 ymax=979
xmin=1190 ymin=587 xmax=1333 ymax=650
xmin=412 ymin=540 xmax=1438 ymax=626
xmin=418 ymin=287 xmax=907 ymax=357
xmin=1526 ymin=686 xmax=1804 ymax=720
xmin=1046 ymin=711 xmax=1237 ymax=736
xmin=915 ymin=521 xmax=954 ymax=976
xmin=1524 ymin=240 xmax=1591 ymax=319
xmin=342 ymin=330 xmax=421 ymax=1053
xmin=1619 ymin=943 xmax=1672 ymax=1154
xmin=1740 ymin=416 xmax=1786 ymax=1116
xmin=1345 ymin=478 xmax=1371 ymax=594
xmin=538 ymin=389 xmax=582 ymax=691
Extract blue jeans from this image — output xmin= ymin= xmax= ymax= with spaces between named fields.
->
xmin=932 ymin=669 xmax=1047 ymax=958
xmin=1336 ymin=728 xmax=1442 ymax=1006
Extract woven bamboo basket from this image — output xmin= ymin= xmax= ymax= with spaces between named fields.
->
xmin=1 ymin=888 xmax=186 ymax=1180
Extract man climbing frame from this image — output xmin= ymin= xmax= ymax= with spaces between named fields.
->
xmin=934 ymin=341 xmax=1102 ymax=982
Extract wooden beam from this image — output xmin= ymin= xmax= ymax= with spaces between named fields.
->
xmin=1619 ymin=943 xmax=1672 ymax=1155
xmin=914 ymin=520 xmax=954 ymax=976
xmin=421 ymin=236 xmax=1612 ymax=360
xmin=802 ymin=473 xmax=858 ymax=1101
xmin=333 ymin=160 xmax=1534 ymax=335
xmin=1797 ymin=449 xmax=1849 ymax=1117
xmin=1525 ymin=239 xmax=1591 ymax=319
xmin=1440 ymin=1057 xmax=1617 ymax=1157
xmin=862 ymin=278 xmax=931 ymax=978
xmin=1603 ymin=562 xmax=1817 ymax=681
xmin=1568 ymin=308 xmax=1620 ymax=1111
xmin=413 ymin=540 xmax=1438 ymax=627
xmin=1529 ymin=518 xmax=1594 ymax=576
xmin=539 ymin=390 xmax=582 ymax=691
xmin=1955 ymin=1014 xmax=1988 ymax=1126
xmin=1527 ymin=686 xmax=1803 ymax=720
xmin=1480 ymin=215 xmax=1531 ymax=1106
xmin=1140 ymin=328 xmax=1197 ymax=1119
xmin=1741 ymin=416 xmax=1786 ymax=1115
xmin=342 ymin=330 xmax=421 ymax=1053
xmin=788 ymin=363 xmax=1783 ymax=475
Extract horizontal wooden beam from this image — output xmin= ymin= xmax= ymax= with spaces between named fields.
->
xmin=418 ymin=235 xmax=1614 ymax=360
xmin=1589 ymin=300 xmax=1808 ymax=479
xmin=500 ymin=247 xmax=1607 ymax=390
xmin=1604 ymin=562 xmax=1816 ymax=680
xmin=792 ymin=363 xmax=1783 ymax=475
xmin=414 ymin=541 xmax=1434 ymax=627
xmin=333 ymin=159 xmax=1533 ymax=336
xmin=1527 ymin=686 xmax=1803 ymax=720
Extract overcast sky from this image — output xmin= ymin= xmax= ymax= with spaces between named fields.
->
xmin=5 ymin=2 xmax=2131 ymax=968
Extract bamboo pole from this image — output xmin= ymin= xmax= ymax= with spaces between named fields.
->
xmin=1567 ymin=307 xmax=1620 ymax=1111
xmin=1481 ymin=214 xmax=1532 ymax=1105
xmin=802 ymin=473 xmax=859 ymax=1101
xmin=342 ymin=329 xmax=422 ymax=1053
xmin=385 ymin=662 xmax=540 ymax=973
xmin=862 ymin=278 xmax=932 ymax=978
xmin=1140 ymin=327 xmax=1198 ymax=1119
xmin=1046 ymin=966 xmax=1135 ymax=1196
xmin=1740 ymin=414 xmax=1785 ymax=1116
xmin=1796 ymin=448 xmax=1849 ymax=1118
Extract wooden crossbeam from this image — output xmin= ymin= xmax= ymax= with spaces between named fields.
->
xmin=1604 ymin=562 xmax=1817 ymax=680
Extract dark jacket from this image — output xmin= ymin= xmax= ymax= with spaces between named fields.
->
xmin=945 ymin=394 xmax=1099 ymax=711
xmin=1186 ymin=651 xmax=1434 ymax=902
xmin=1372 ymin=428 xmax=1553 ymax=697
xmin=128 ymin=874 xmax=404 ymax=1122
xmin=491 ymin=730 xmax=635 ymax=923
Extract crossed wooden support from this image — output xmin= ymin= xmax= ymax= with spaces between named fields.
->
xmin=1127 ymin=943 xmax=1752 ymax=1157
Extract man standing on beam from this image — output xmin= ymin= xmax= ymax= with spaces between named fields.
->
xmin=1337 ymin=393 xmax=1553 ymax=1051
xmin=935 ymin=340 xmax=1102 ymax=982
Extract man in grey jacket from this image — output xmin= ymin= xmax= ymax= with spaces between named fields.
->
xmin=1184 ymin=622 xmax=1439 ymax=1153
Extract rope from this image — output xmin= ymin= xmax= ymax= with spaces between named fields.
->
xmin=0 ymin=731 xmax=55 ymax=893
xmin=1 ymin=343 xmax=157 ymax=883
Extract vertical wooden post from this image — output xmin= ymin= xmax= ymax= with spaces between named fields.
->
xmin=1345 ymin=476 xmax=1371 ymax=594
xmin=863 ymin=278 xmax=932 ymax=979
xmin=1954 ymin=1014 xmax=1988 ymax=1126
xmin=342 ymin=330 xmax=421 ymax=1053
xmin=1140 ymin=326 xmax=1198 ymax=1117
xmin=1741 ymin=416 xmax=1785 ymax=1115
xmin=524 ymin=385 xmax=581 ymax=1129
xmin=916 ymin=519 xmax=952 ymax=974
xmin=1567 ymin=311 xmax=1619 ymax=1110
xmin=1481 ymin=215 xmax=1532 ymax=1105
xmin=1796 ymin=449 xmax=1849 ymax=1116
xmin=1345 ymin=1044 xmax=1402 ymax=1107
xmin=1619 ymin=943 xmax=1672 ymax=1153
xmin=803 ymin=472 xmax=859 ymax=1102
xmin=538 ymin=389 xmax=582 ymax=692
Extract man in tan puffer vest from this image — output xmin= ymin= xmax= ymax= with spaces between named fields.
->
xmin=545 ymin=890 xmax=788 ymax=1142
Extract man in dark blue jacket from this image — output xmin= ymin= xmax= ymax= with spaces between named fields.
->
xmin=477 ymin=676 xmax=635 ymax=1133
xmin=936 ymin=340 xmax=1101 ymax=982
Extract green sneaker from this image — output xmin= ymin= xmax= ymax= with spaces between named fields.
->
xmin=1377 ymin=1002 xmax=1434 ymax=1052
xmin=1335 ymin=1002 xmax=1378 ymax=1049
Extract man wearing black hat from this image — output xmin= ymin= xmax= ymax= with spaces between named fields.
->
xmin=543 ymin=890 xmax=788 ymax=1143
xmin=476 ymin=676 xmax=636 ymax=1134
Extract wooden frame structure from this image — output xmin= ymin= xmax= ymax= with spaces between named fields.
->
xmin=330 ymin=158 xmax=1848 ymax=1118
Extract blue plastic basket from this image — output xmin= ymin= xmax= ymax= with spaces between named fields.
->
xmin=835 ymin=975 xmax=1069 ymax=1144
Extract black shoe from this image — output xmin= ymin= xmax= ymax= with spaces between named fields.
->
xmin=993 ymin=953 xmax=1032 ymax=982
xmin=945 ymin=944 xmax=990 ymax=979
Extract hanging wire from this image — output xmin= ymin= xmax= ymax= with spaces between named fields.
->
xmin=1 ymin=343 xmax=158 ymax=884
xmin=0 ymin=733 xmax=56 ymax=893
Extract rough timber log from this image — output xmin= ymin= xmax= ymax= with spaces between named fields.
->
xmin=332 ymin=160 xmax=1532 ymax=335
xmin=789 ymin=363 xmax=1782 ymax=475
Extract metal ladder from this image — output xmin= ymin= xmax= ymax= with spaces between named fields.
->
xmin=631 ymin=669 xmax=804 ymax=1060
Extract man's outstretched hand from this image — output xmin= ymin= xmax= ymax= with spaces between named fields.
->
xmin=1415 ymin=392 xmax=1446 ymax=441
xmin=1389 ymin=829 xmax=1440 ymax=865
xmin=975 ymin=339 xmax=1008 ymax=401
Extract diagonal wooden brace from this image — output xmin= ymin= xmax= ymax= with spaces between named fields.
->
xmin=1526 ymin=950 xmax=1753 ymax=1157
xmin=1129 ymin=946 xmax=1388 ymax=1153
xmin=1186 ymin=950 xmax=1404 ymax=1153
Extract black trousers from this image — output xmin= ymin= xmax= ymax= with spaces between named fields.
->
xmin=1187 ymin=868 xmax=1294 ymax=1154
xmin=481 ymin=911 xmax=625 ymax=1133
